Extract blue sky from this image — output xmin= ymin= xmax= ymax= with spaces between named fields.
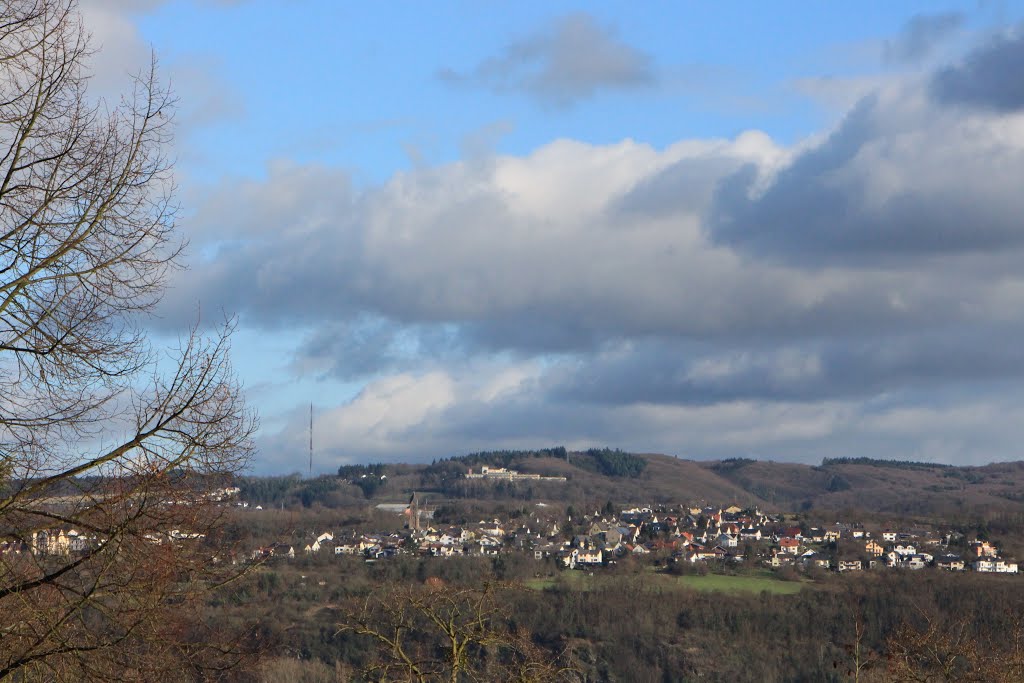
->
xmin=80 ymin=1 xmax=1024 ymax=472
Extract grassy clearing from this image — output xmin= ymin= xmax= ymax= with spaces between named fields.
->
xmin=671 ymin=573 xmax=805 ymax=594
xmin=524 ymin=571 xmax=805 ymax=595
xmin=524 ymin=572 xmax=593 ymax=591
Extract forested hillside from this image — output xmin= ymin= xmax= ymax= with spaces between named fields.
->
xmin=237 ymin=449 xmax=1024 ymax=524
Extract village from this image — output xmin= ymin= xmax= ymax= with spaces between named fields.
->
xmin=249 ymin=497 xmax=1020 ymax=576
xmin=6 ymin=475 xmax=1019 ymax=578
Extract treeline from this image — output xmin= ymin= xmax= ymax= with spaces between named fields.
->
xmin=572 ymin=448 xmax=647 ymax=478
xmin=336 ymin=463 xmax=388 ymax=479
xmin=236 ymin=475 xmax=366 ymax=508
xmin=821 ymin=457 xmax=953 ymax=470
xmin=336 ymin=463 xmax=391 ymax=498
xmin=710 ymin=457 xmax=757 ymax=472
xmin=235 ymin=468 xmax=399 ymax=509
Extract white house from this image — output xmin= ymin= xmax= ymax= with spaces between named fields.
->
xmin=974 ymin=557 xmax=1019 ymax=573
xmin=715 ymin=533 xmax=738 ymax=549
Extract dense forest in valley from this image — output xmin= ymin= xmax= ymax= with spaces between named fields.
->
xmin=205 ymin=554 xmax=1024 ymax=682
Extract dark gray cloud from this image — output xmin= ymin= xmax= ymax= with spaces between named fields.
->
xmin=548 ymin=331 xmax=1024 ymax=407
xmin=293 ymin=319 xmax=464 ymax=381
xmin=708 ymin=86 xmax=1024 ymax=260
xmin=438 ymin=13 xmax=654 ymax=107
xmin=883 ymin=12 xmax=964 ymax=64
xmin=613 ymin=154 xmax=743 ymax=218
xmin=930 ymin=24 xmax=1024 ymax=110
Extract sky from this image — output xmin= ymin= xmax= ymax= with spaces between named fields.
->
xmin=77 ymin=0 xmax=1024 ymax=473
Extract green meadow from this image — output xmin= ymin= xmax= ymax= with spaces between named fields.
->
xmin=525 ymin=570 xmax=806 ymax=595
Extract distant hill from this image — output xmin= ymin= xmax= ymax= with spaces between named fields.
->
xmin=246 ymin=450 xmax=1024 ymax=520
xmin=702 ymin=456 xmax=1024 ymax=518
xmin=412 ymin=449 xmax=1024 ymax=518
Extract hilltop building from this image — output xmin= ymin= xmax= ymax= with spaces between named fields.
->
xmin=465 ymin=466 xmax=566 ymax=482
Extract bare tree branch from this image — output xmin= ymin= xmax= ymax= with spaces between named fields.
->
xmin=0 ymin=2 xmax=257 ymax=680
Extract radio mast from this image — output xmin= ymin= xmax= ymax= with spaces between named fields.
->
xmin=308 ymin=402 xmax=313 ymax=476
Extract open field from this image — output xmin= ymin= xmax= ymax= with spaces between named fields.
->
xmin=671 ymin=573 xmax=805 ymax=594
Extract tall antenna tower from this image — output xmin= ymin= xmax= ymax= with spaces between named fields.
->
xmin=308 ymin=402 xmax=313 ymax=476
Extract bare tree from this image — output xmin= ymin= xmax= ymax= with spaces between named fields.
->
xmin=0 ymin=1 xmax=256 ymax=680
xmin=338 ymin=582 xmax=581 ymax=683
xmin=886 ymin=608 xmax=1024 ymax=683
